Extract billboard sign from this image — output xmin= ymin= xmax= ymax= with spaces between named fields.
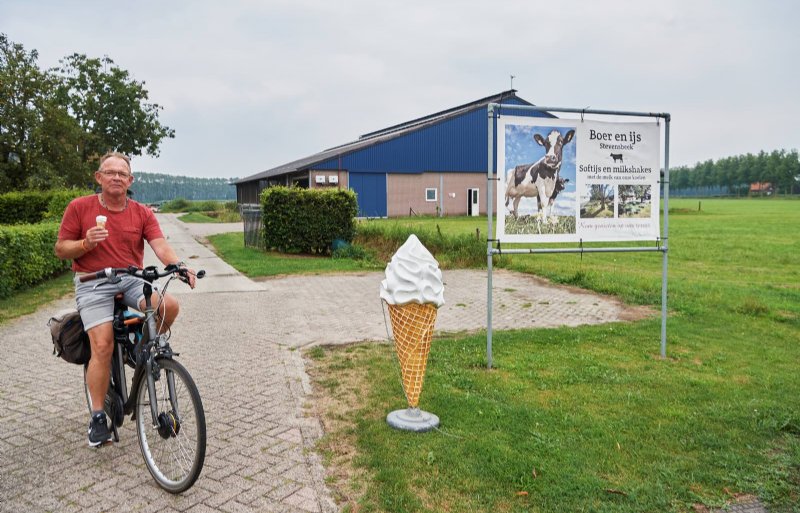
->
xmin=496 ymin=117 xmax=661 ymax=243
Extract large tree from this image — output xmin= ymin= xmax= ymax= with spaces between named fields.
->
xmin=588 ymin=184 xmax=613 ymax=210
xmin=0 ymin=34 xmax=83 ymax=191
xmin=1 ymin=34 xmax=176 ymax=192
xmin=52 ymin=54 xmax=175 ymax=165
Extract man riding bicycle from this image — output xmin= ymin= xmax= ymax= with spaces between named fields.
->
xmin=55 ymin=152 xmax=196 ymax=447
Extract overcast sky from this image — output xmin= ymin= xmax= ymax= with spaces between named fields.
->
xmin=3 ymin=0 xmax=798 ymax=179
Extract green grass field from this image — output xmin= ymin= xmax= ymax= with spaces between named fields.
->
xmin=308 ymin=198 xmax=800 ymax=513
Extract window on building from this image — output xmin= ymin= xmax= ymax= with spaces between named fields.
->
xmin=425 ymin=188 xmax=437 ymax=202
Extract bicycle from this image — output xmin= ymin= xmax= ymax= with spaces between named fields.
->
xmin=79 ymin=264 xmax=206 ymax=493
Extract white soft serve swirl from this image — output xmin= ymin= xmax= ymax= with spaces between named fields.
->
xmin=379 ymin=234 xmax=445 ymax=307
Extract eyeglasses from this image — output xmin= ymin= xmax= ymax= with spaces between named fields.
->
xmin=99 ymin=170 xmax=132 ymax=179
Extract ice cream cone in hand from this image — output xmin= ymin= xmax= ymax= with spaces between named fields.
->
xmin=380 ymin=235 xmax=445 ymax=408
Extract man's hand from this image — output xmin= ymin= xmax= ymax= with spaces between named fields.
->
xmin=178 ymin=264 xmax=197 ymax=289
xmin=85 ymin=226 xmax=109 ymax=249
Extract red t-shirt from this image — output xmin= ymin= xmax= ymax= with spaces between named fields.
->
xmin=58 ymin=194 xmax=164 ymax=272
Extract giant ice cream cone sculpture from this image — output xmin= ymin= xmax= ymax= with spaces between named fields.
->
xmin=386 ymin=302 xmax=437 ymax=407
xmin=380 ymin=235 xmax=445 ymax=412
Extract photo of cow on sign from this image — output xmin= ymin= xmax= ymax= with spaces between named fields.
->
xmin=502 ymin=124 xmax=577 ymax=235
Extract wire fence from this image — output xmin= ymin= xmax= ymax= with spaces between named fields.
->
xmin=240 ymin=204 xmax=264 ymax=249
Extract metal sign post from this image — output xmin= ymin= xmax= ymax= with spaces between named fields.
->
xmin=486 ymin=104 xmax=496 ymax=369
xmin=660 ymin=115 xmax=671 ymax=358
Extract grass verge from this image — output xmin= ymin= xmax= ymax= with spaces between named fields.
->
xmin=206 ymin=232 xmax=382 ymax=277
xmin=178 ymin=211 xmax=242 ymax=223
xmin=0 ymin=271 xmax=74 ymax=325
xmin=178 ymin=212 xmax=226 ymax=223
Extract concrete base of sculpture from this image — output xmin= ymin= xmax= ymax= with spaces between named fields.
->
xmin=386 ymin=407 xmax=439 ymax=433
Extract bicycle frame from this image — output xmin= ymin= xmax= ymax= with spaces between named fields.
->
xmin=113 ymin=277 xmax=177 ymax=428
xmin=82 ymin=264 xmax=206 ymax=493
xmin=87 ymin=266 xmax=197 ymax=432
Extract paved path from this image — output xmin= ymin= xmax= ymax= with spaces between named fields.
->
xmin=147 ymin=214 xmax=264 ymax=293
xmin=0 ymin=215 xmax=765 ymax=512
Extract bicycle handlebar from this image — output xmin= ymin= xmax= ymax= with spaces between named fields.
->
xmin=78 ymin=265 xmax=206 ymax=283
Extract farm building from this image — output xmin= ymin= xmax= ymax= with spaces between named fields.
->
xmin=749 ymin=182 xmax=774 ymax=196
xmin=234 ymin=90 xmax=553 ymax=217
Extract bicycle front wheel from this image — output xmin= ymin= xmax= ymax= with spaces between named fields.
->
xmin=135 ymin=358 xmax=206 ymax=493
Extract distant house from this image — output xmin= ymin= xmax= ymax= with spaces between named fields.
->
xmin=234 ymin=90 xmax=553 ymax=217
xmin=749 ymin=182 xmax=773 ymax=196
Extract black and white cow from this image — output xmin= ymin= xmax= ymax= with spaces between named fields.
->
xmin=544 ymin=176 xmax=569 ymax=210
xmin=504 ymin=129 xmax=575 ymax=222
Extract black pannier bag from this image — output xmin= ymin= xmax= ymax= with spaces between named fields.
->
xmin=48 ymin=309 xmax=91 ymax=365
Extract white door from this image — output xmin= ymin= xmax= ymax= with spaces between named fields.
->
xmin=468 ymin=188 xmax=479 ymax=216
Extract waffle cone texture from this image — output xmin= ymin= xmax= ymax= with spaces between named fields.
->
xmin=387 ymin=302 xmax=437 ymax=408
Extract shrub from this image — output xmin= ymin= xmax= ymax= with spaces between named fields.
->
xmin=0 ymin=189 xmax=91 ymax=225
xmin=215 ymin=210 xmax=242 ymax=222
xmin=0 ymin=223 xmax=71 ymax=298
xmin=261 ymin=187 xmax=358 ymax=254
xmin=43 ymin=189 xmax=93 ymax=222
xmin=216 ymin=201 xmax=243 ymax=222
xmin=332 ymin=243 xmax=373 ymax=261
xmin=355 ymin=222 xmax=487 ymax=268
xmin=159 ymin=198 xmax=191 ymax=212
xmin=160 ymin=198 xmax=233 ymax=213
xmin=0 ymin=191 xmax=51 ymax=224
xmin=191 ymin=200 xmax=221 ymax=212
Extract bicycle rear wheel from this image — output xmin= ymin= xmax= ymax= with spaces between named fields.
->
xmin=135 ymin=358 xmax=206 ymax=493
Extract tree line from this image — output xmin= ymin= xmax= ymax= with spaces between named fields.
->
xmin=0 ymin=33 xmax=173 ymax=193
xmin=131 ymin=173 xmax=237 ymax=204
xmin=671 ymin=149 xmax=800 ymax=196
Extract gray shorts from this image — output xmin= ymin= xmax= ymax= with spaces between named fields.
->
xmin=74 ymin=274 xmax=149 ymax=331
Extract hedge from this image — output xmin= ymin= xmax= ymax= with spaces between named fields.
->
xmin=0 ymin=191 xmax=51 ymax=224
xmin=0 ymin=189 xmax=91 ymax=225
xmin=261 ymin=187 xmax=358 ymax=253
xmin=0 ymin=223 xmax=71 ymax=299
xmin=43 ymin=189 xmax=93 ymax=222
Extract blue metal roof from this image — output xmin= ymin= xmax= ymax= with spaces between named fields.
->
xmin=235 ymin=90 xmax=554 ymax=184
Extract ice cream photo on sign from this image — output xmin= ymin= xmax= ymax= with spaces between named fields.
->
xmin=379 ymin=234 xmax=444 ymax=432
